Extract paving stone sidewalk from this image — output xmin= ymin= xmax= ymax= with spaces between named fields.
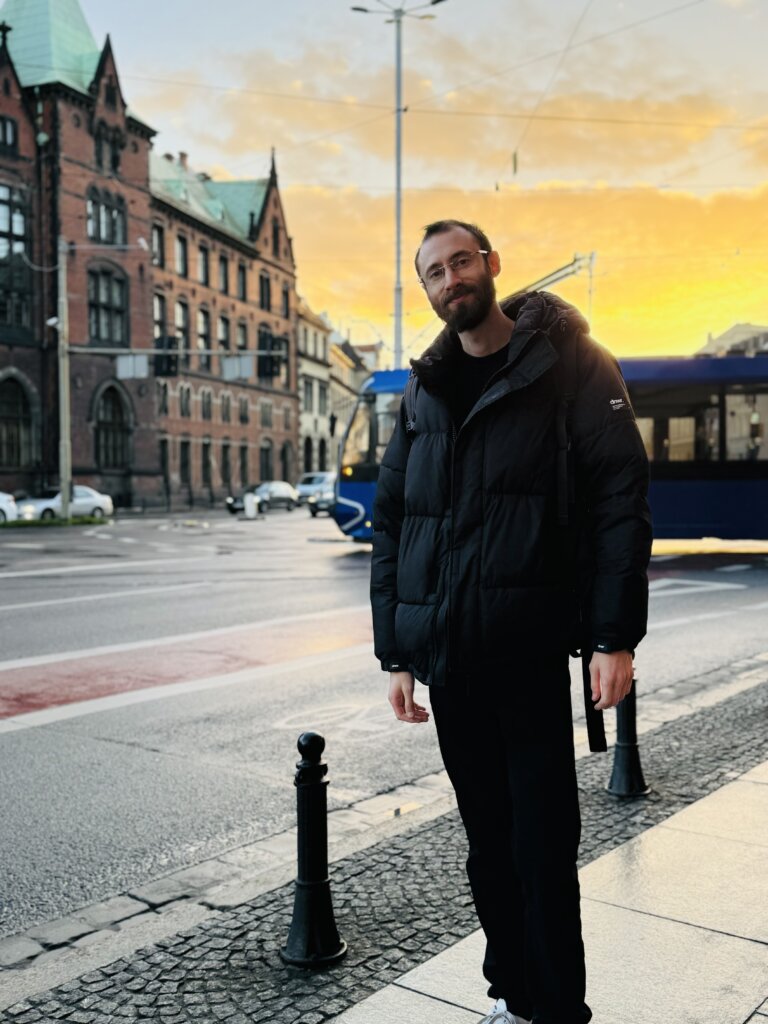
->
xmin=3 ymin=680 xmax=767 ymax=1024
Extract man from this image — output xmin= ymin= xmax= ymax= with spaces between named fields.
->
xmin=370 ymin=220 xmax=652 ymax=1024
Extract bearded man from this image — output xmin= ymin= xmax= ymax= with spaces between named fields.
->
xmin=370 ymin=219 xmax=652 ymax=1024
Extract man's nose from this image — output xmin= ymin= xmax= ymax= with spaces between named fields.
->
xmin=443 ymin=264 xmax=462 ymax=287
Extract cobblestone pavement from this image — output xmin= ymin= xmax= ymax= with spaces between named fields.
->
xmin=2 ymin=680 xmax=767 ymax=1024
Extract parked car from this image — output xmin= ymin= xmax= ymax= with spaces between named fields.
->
xmin=0 ymin=491 xmax=18 ymax=522
xmin=307 ymin=484 xmax=336 ymax=517
xmin=255 ymin=481 xmax=300 ymax=511
xmin=225 ymin=486 xmax=268 ymax=515
xmin=18 ymin=485 xmax=114 ymax=521
xmin=296 ymin=471 xmax=337 ymax=505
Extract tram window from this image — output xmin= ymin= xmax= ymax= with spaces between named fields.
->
xmin=343 ymin=397 xmax=373 ymax=466
xmin=374 ymin=393 xmax=400 ymax=462
xmin=725 ymin=386 xmax=767 ymax=461
xmin=630 ymin=385 xmax=720 ymax=462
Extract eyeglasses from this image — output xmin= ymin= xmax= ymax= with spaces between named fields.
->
xmin=420 ymin=250 xmax=489 ymax=287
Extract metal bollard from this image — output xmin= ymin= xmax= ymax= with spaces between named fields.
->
xmin=606 ymin=679 xmax=651 ymax=798
xmin=280 ymin=732 xmax=347 ymax=968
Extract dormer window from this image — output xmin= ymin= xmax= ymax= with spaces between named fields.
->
xmin=105 ymin=77 xmax=117 ymax=110
xmin=272 ymin=217 xmax=280 ymax=258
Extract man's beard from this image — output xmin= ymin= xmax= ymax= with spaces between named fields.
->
xmin=431 ymin=272 xmax=495 ymax=332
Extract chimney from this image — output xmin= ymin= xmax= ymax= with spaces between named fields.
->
xmin=179 ymin=152 xmax=188 ymax=170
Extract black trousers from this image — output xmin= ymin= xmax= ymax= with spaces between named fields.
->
xmin=430 ymin=658 xmax=592 ymax=1024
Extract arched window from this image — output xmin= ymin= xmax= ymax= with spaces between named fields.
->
xmin=303 ymin=436 xmax=313 ymax=473
xmin=201 ymin=389 xmax=213 ymax=421
xmin=96 ymin=387 xmax=130 ymax=470
xmin=318 ymin=438 xmax=327 ymax=472
xmin=260 ymin=438 xmax=274 ymax=482
xmin=179 ymin=384 xmax=192 ymax=418
xmin=0 ymin=377 xmax=32 ymax=467
xmin=88 ymin=267 xmax=127 ymax=344
xmin=221 ymin=392 xmax=232 ymax=423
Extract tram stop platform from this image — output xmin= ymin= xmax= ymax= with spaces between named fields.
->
xmin=333 ymin=758 xmax=768 ymax=1024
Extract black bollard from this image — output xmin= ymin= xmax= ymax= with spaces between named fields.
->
xmin=280 ymin=732 xmax=347 ymax=968
xmin=606 ymin=679 xmax=651 ymax=798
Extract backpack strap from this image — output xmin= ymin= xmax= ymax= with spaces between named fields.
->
xmin=404 ymin=370 xmax=419 ymax=435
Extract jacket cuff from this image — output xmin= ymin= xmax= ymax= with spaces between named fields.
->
xmin=381 ymin=659 xmax=408 ymax=672
xmin=593 ymin=640 xmax=635 ymax=656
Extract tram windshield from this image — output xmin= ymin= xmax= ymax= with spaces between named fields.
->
xmin=341 ymin=392 xmax=401 ymax=467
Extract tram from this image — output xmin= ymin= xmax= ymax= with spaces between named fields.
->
xmin=332 ymin=356 xmax=768 ymax=541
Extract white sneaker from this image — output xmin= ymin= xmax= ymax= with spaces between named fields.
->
xmin=478 ymin=998 xmax=532 ymax=1024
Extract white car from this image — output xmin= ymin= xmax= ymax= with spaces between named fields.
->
xmin=0 ymin=491 xmax=18 ymax=523
xmin=296 ymin=471 xmax=337 ymax=504
xmin=19 ymin=485 xmax=114 ymax=521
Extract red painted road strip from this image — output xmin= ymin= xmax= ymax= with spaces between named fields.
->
xmin=0 ymin=610 xmax=373 ymax=719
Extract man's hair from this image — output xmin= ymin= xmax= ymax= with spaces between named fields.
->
xmin=414 ymin=219 xmax=493 ymax=276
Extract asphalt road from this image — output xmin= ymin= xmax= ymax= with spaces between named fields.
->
xmin=1 ymin=510 xmax=767 ymax=938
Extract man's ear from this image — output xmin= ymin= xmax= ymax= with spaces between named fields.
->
xmin=488 ymin=250 xmax=501 ymax=277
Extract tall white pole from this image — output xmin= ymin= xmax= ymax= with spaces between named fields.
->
xmin=393 ymin=8 xmax=403 ymax=370
xmin=57 ymin=236 xmax=72 ymax=519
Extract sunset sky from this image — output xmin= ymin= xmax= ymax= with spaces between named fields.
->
xmin=81 ymin=0 xmax=768 ymax=362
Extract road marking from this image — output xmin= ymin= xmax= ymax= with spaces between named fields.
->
xmin=0 ymin=555 xmax=214 ymax=580
xmin=649 ymin=577 xmax=746 ymax=597
xmin=715 ymin=563 xmax=752 ymax=572
xmin=649 ymin=600 xmax=768 ymax=631
xmin=0 ymin=602 xmax=370 ymax=672
xmin=0 ymin=643 xmax=374 ymax=732
xmin=0 ymin=582 xmax=208 ymax=613
xmin=0 ymin=542 xmax=45 ymax=550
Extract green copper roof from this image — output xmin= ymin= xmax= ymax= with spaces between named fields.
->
xmin=0 ymin=0 xmax=101 ymax=93
xmin=150 ymin=153 xmax=270 ymax=246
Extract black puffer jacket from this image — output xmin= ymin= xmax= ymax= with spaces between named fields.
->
xmin=370 ymin=290 xmax=652 ymax=685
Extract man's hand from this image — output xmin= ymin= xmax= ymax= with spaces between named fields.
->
xmin=590 ymin=651 xmax=634 ymax=711
xmin=388 ymin=671 xmax=430 ymax=724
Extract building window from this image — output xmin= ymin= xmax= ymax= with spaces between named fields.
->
xmin=236 ymin=322 xmax=248 ymax=351
xmin=259 ymin=271 xmax=271 ymax=311
xmin=94 ymin=123 xmax=108 ymax=170
xmin=239 ymin=396 xmax=249 ymax=424
xmin=105 ymin=78 xmax=117 ymax=110
xmin=260 ymin=438 xmax=274 ymax=481
xmin=197 ymin=308 xmax=211 ymax=372
xmin=175 ymin=300 xmax=190 ymax=369
xmin=0 ymin=116 xmax=18 ymax=155
xmin=219 ymin=254 xmax=229 ymax=294
xmin=180 ymin=439 xmax=191 ymax=483
xmin=175 ymin=234 xmax=188 ymax=277
xmin=237 ymin=263 xmax=247 ymax=301
xmin=239 ymin=444 xmax=248 ymax=487
xmin=218 ymin=315 xmax=230 ymax=352
xmin=318 ymin=438 xmax=328 ymax=471
xmin=283 ymin=405 xmax=291 ymax=431
xmin=151 ymin=223 xmax=165 ymax=267
xmin=157 ymin=380 xmax=169 ymax=415
xmin=198 ymin=245 xmax=210 ymax=286
xmin=302 ymin=326 xmax=308 ymax=352
xmin=282 ymin=283 xmax=290 ymax=318
xmin=303 ymin=436 xmax=313 ymax=473
xmin=201 ymin=389 xmax=213 ymax=421
xmin=272 ymin=217 xmax=280 ymax=258
xmin=0 ymin=185 xmax=31 ymax=330
xmin=260 ymin=401 xmax=273 ymax=428
xmin=303 ymin=377 xmax=313 ymax=412
xmin=179 ymin=384 xmax=191 ymax=418
xmin=88 ymin=268 xmax=127 ymax=344
xmin=318 ymin=383 xmax=328 ymax=416
xmin=95 ymin=387 xmax=129 ymax=469
xmin=202 ymin=439 xmax=212 ymax=488
xmin=86 ymin=189 xmax=126 ymax=245
xmin=153 ymin=293 xmax=166 ymax=342
xmin=221 ymin=442 xmax=231 ymax=490
xmin=221 ymin=393 xmax=232 ymax=423
xmin=0 ymin=377 xmax=32 ymax=467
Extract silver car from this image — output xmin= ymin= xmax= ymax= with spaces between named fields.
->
xmin=0 ymin=491 xmax=18 ymax=523
xmin=19 ymin=485 xmax=114 ymax=521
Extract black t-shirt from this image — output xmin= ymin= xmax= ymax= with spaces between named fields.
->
xmin=449 ymin=342 xmax=510 ymax=429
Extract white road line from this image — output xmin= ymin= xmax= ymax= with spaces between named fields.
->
xmin=649 ymin=577 xmax=747 ymax=597
xmin=0 ymin=582 xmax=208 ymax=613
xmin=715 ymin=564 xmax=752 ymax=572
xmin=0 ymin=556 xmax=214 ymax=580
xmin=0 ymin=602 xmax=370 ymax=672
xmin=649 ymin=600 xmax=768 ymax=631
xmin=0 ymin=643 xmax=374 ymax=732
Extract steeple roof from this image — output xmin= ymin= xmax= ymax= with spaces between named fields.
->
xmin=0 ymin=0 xmax=101 ymax=93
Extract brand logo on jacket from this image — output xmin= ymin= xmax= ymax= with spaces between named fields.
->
xmin=610 ymin=398 xmax=627 ymax=411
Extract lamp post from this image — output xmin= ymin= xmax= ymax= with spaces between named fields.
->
xmin=351 ymin=0 xmax=447 ymax=370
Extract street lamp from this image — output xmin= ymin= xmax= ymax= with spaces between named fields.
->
xmin=351 ymin=0 xmax=447 ymax=370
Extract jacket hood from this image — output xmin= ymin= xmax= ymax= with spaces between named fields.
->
xmin=410 ymin=290 xmax=590 ymax=392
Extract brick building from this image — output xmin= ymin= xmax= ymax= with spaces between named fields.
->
xmin=0 ymin=0 xmax=299 ymax=509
